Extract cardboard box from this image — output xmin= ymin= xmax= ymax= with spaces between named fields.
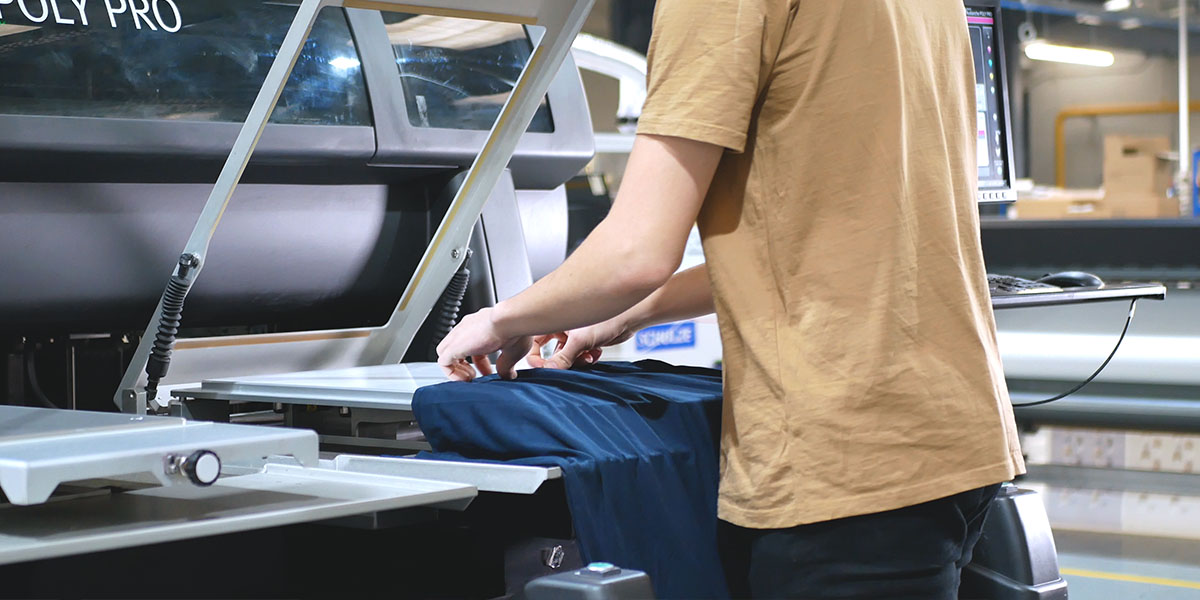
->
xmin=1104 ymin=188 xmax=1180 ymax=218
xmin=1102 ymin=135 xmax=1180 ymax=218
xmin=1014 ymin=189 xmax=1111 ymax=219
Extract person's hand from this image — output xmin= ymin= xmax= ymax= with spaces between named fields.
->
xmin=437 ymin=307 xmax=534 ymax=382
xmin=527 ymin=318 xmax=635 ymax=370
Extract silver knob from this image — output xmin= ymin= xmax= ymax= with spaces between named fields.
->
xmin=173 ymin=450 xmax=221 ymax=486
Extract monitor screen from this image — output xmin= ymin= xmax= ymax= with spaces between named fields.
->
xmin=967 ymin=4 xmax=1016 ymax=203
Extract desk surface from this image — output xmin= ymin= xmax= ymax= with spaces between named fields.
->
xmin=991 ymin=283 xmax=1167 ymax=309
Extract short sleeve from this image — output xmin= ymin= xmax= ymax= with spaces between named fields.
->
xmin=637 ymin=0 xmax=784 ymax=153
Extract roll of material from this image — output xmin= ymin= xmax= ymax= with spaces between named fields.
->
xmin=0 ymin=181 xmax=429 ymax=333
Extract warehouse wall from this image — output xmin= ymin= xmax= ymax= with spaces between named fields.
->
xmin=1027 ymin=53 xmax=1200 ymax=187
xmin=1011 ymin=10 xmax=1200 ymax=187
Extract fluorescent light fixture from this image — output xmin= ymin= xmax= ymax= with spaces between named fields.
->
xmin=329 ymin=56 xmax=361 ymax=70
xmin=1104 ymin=0 xmax=1131 ymax=11
xmin=1024 ymin=41 xmax=1115 ymax=67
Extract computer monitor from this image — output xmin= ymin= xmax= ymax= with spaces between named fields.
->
xmin=966 ymin=1 xmax=1017 ymax=203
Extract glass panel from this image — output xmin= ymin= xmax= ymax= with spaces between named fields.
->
xmin=383 ymin=12 xmax=553 ymax=133
xmin=0 ymin=1 xmax=369 ymax=125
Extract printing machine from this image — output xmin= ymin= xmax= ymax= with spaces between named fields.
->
xmin=0 ymin=0 xmax=1079 ymax=598
xmin=0 ymin=1 xmax=605 ymax=597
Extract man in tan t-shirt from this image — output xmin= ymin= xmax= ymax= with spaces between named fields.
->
xmin=437 ymin=0 xmax=1025 ymax=597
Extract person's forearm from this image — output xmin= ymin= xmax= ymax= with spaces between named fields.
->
xmin=491 ymin=220 xmax=673 ymax=337
xmin=488 ymin=134 xmax=723 ymax=339
xmin=618 ymin=264 xmax=714 ymax=331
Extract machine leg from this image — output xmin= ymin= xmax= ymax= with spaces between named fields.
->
xmin=961 ymin=484 xmax=1069 ymax=599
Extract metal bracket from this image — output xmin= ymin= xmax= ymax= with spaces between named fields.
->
xmin=115 ymin=0 xmax=595 ymax=412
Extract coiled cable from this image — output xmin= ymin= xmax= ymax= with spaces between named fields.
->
xmin=429 ymin=255 xmax=471 ymax=357
xmin=145 ymin=254 xmax=199 ymax=403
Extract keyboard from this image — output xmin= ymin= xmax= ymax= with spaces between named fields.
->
xmin=987 ymin=274 xmax=1062 ymax=295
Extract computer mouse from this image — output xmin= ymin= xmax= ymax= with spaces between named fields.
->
xmin=1035 ymin=271 xmax=1104 ymax=288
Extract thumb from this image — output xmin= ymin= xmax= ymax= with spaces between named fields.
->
xmin=546 ymin=334 xmax=590 ymax=370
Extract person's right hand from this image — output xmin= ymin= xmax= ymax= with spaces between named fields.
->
xmin=527 ymin=318 xmax=636 ymax=370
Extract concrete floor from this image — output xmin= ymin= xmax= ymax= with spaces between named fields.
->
xmin=1057 ymin=551 xmax=1200 ymax=599
xmin=1023 ymin=470 xmax=1200 ymax=599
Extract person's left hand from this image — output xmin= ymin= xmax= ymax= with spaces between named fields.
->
xmin=436 ymin=307 xmax=533 ymax=382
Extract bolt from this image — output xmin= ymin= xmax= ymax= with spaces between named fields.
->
xmin=179 ymin=253 xmax=200 ymax=268
xmin=542 ymin=545 xmax=565 ymax=569
xmin=451 ymin=248 xmax=461 ymax=260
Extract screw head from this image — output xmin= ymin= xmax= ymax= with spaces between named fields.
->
xmin=451 ymin=248 xmax=461 ymax=260
xmin=542 ymin=545 xmax=565 ymax=569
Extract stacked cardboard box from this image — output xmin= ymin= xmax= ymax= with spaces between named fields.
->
xmin=1014 ymin=188 xmax=1109 ymax=219
xmin=1103 ymin=136 xmax=1180 ymax=219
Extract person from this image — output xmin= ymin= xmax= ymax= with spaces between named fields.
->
xmin=435 ymin=0 xmax=1026 ymax=597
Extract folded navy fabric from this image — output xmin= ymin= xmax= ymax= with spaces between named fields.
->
xmin=411 ymin=360 xmax=728 ymax=599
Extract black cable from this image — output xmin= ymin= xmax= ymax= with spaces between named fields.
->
xmin=1011 ymin=299 xmax=1138 ymax=408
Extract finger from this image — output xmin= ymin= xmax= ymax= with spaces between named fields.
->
xmin=583 ymin=348 xmax=602 ymax=364
xmin=473 ymin=354 xmax=495 ymax=377
xmin=494 ymin=351 xmax=518 ymax=380
xmin=526 ymin=333 xmax=566 ymax=368
xmin=526 ymin=336 xmax=550 ymax=368
xmin=546 ymin=335 xmax=588 ymax=370
xmin=444 ymin=360 xmax=474 ymax=382
xmin=458 ymin=361 xmax=479 ymax=381
xmin=503 ymin=337 xmax=536 ymax=379
xmin=435 ymin=329 xmax=456 ymax=358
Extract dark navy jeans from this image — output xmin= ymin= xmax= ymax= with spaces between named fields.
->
xmin=718 ymin=484 xmax=1002 ymax=599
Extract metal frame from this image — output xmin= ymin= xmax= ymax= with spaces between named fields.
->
xmin=0 ymin=405 xmax=319 ymax=506
xmin=116 ymin=0 xmax=595 ymax=412
xmin=353 ymin=9 xmax=596 ymax=190
xmin=0 ymin=461 xmax=475 ymax=566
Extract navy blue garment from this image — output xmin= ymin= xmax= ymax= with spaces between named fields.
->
xmin=411 ymin=360 xmax=728 ymax=599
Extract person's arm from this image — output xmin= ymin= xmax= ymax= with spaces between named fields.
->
xmin=492 ymin=135 xmax=720 ymax=334
xmin=436 ymin=134 xmax=723 ymax=380
xmin=620 ymin=263 xmax=714 ymax=331
xmin=528 ymin=264 xmax=714 ymax=370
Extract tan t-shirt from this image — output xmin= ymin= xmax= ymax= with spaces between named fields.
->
xmin=638 ymin=0 xmax=1025 ymax=529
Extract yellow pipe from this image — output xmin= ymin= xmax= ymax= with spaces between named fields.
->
xmin=1055 ymin=101 xmax=1200 ymax=188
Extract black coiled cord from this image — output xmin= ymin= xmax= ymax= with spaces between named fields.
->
xmin=145 ymin=254 xmax=198 ymax=402
xmin=429 ymin=260 xmax=471 ymax=356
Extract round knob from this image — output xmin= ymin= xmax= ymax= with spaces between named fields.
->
xmin=181 ymin=450 xmax=221 ymax=486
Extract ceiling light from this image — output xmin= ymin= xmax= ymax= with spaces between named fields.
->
xmin=329 ymin=56 xmax=360 ymax=70
xmin=1024 ymin=41 xmax=1115 ymax=67
xmin=1104 ymin=0 xmax=1132 ymax=11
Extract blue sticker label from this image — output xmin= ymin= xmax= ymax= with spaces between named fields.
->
xmin=635 ymin=322 xmax=696 ymax=352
